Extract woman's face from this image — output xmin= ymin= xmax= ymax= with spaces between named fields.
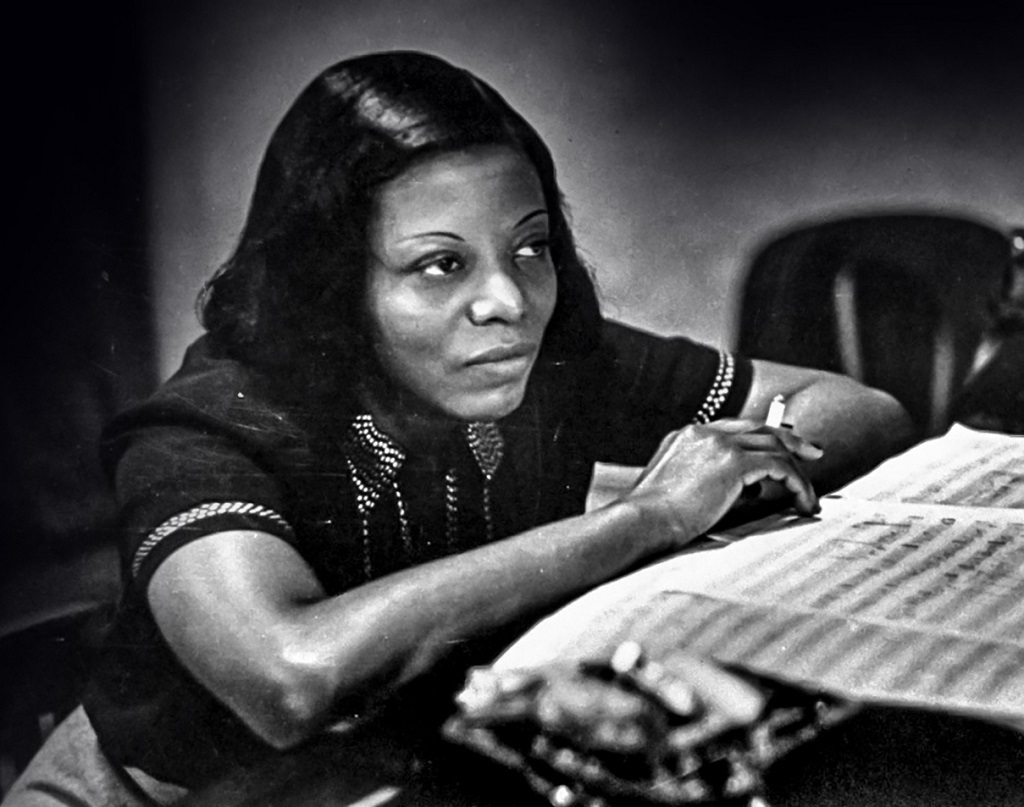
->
xmin=366 ymin=146 xmax=557 ymax=422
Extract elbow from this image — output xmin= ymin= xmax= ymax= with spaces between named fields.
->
xmin=880 ymin=390 xmax=916 ymax=450
xmin=838 ymin=378 xmax=915 ymax=447
xmin=260 ymin=677 xmax=333 ymax=751
xmin=867 ymin=388 xmax=914 ymax=441
xmin=850 ymin=387 xmax=915 ymax=465
xmin=240 ymin=646 xmax=339 ymax=751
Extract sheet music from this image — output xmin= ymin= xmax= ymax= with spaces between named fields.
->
xmin=497 ymin=426 xmax=1024 ymax=726
xmin=836 ymin=424 xmax=1024 ymax=508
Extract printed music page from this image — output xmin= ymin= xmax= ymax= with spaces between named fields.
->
xmin=497 ymin=426 xmax=1024 ymax=727
xmin=836 ymin=423 xmax=1024 ymax=508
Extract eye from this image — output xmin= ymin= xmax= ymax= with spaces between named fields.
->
xmin=416 ymin=254 xmax=464 ymax=278
xmin=514 ymin=238 xmax=551 ymax=261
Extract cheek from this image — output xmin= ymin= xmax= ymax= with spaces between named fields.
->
xmin=534 ymin=269 xmax=558 ymax=327
xmin=368 ymin=285 xmax=449 ymax=365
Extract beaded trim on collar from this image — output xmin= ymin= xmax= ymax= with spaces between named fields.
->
xmin=344 ymin=415 xmax=504 ymax=580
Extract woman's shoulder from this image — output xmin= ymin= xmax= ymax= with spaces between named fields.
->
xmin=588 ymin=319 xmax=748 ymax=396
xmin=110 ymin=336 xmax=278 ymax=429
xmin=527 ymin=318 xmax=751 ymax=449
xmin=103 ymin=335 xmax=356 ymax=462
xmin=597 ymin=318 xmax=717 ymax=356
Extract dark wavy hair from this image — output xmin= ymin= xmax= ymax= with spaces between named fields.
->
xmin=198 ymin=50 xmax=601 ymax=386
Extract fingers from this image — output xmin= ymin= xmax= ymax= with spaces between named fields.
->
xmin=702 ymin=423 xmax=821 ymax=513
xmin=705 ymin=418 xmax=824 ymax=462
xmin=720 ymin=422 xmax=824 ymax=463
xmin=702 ymin=418 xmax=763 ymax=435
xmin=740 ymin=460 xmax=819 ymax=515
xmin=628 ymin=423 xmax=820 ymax=543
xmin=754 ymin=426 xmax=824 ymax=462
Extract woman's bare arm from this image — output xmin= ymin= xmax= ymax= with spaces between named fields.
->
xmin=148 ymin=417 xmax=823 ymax=750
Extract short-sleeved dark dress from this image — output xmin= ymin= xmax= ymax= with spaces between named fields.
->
xmin=82 ymin=319 xmax=752 ymax=789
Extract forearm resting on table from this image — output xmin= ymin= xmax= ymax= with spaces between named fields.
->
xmin=147 ymin=499 xmax=668 ymax=750
xmin=783 ymin=378 xmax=913 ymax=491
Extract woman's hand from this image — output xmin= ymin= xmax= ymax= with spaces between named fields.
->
xmin=622 ymin=419 xmax=823 ymax=548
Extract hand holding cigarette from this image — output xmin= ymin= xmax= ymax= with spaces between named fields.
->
xmin=729 ymin=395 xmax=822 ymax=512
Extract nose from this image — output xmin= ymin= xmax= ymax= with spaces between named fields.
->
xmin=468 ymin=260 xmax=526 ymax=325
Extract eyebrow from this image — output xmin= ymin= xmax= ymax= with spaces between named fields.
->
xmin=396 ymin=208 xmax=549 ymax=244
xmin=515 ymin=209 xmax=549 ymax=228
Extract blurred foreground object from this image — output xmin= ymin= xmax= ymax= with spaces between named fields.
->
xmin=445 ymin=642 xmax=855 ymax=806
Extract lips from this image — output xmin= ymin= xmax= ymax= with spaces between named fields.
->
xmin=465 ymin=343 xmax=537 ymax=366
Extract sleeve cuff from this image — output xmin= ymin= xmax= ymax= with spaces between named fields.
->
xmin=130 ymin=501 xmax=294 ymax=580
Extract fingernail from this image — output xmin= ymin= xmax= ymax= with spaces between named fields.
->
xmin=803 ymin=443 xmax=825 ymax=459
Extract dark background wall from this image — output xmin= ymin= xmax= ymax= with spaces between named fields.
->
xmin=144 ymin=0 xmax=1024 ymax=378
xmin=5 ymin=1 xmax=153 ymax=576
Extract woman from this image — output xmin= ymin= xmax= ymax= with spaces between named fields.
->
xmin=5 ymin=51 xmax=911 ymax=806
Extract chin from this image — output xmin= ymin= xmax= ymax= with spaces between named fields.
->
xmin=447 ymin=385 xmax=527 ymax=422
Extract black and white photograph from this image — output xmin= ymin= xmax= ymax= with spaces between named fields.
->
xmin=4 ymin=2 xmax=1023 ymax=805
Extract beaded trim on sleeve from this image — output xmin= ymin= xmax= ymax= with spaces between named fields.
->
xmin=691 ymin=350 xmax=736 ymax=424
xmin=131 ymin=502 xmax=291 ymax=578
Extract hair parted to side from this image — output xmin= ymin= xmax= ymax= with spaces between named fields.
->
xmin=198 ymin=50 xmax=601 ymax=382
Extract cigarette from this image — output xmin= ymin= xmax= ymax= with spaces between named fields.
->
xmin=765 ymin=394 xmax=787 ymax=429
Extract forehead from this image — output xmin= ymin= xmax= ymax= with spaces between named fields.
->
xmin=371 ymin=146 xmax=545 ymax=236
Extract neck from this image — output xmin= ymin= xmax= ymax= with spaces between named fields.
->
xmin=358 ymin=381 xmax=460 ymax=455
